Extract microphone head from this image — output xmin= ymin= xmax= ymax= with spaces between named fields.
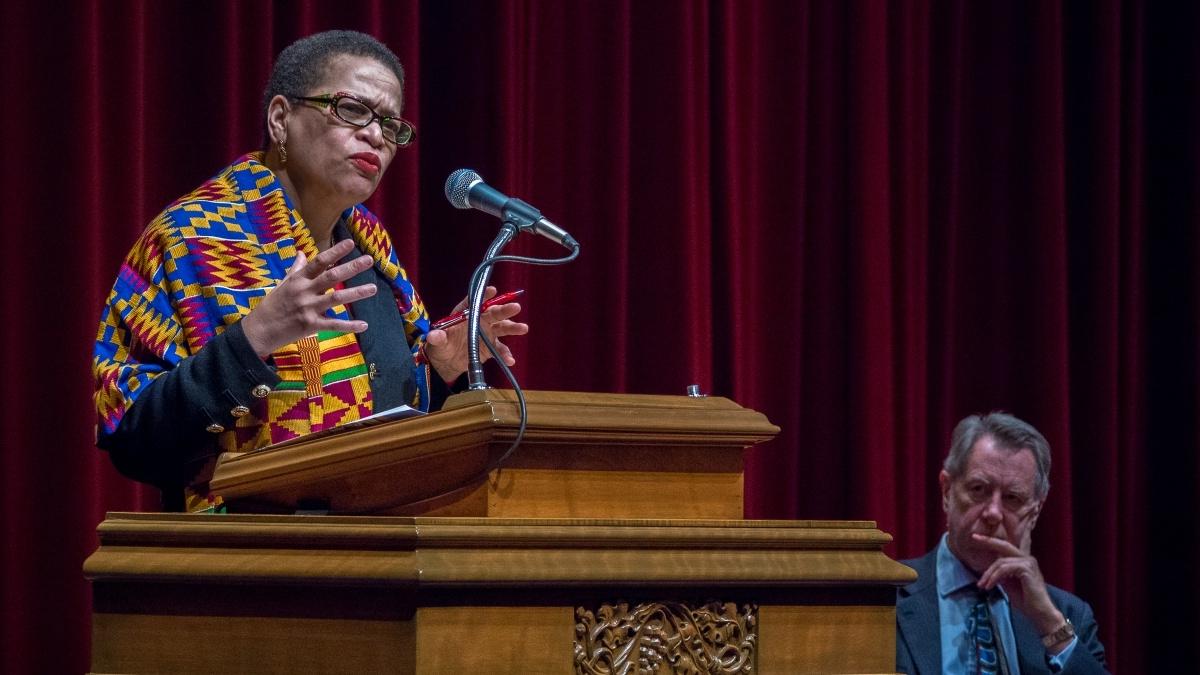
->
xmin=444 ymin=168 xmax=482 ymax=209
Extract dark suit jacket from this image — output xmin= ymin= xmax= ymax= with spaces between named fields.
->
xmin=895 ymin=549 xmax=1109 ymax=675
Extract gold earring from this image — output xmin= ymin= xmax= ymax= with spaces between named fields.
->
xmin=278 ymin=139 xmax=288 ymax=164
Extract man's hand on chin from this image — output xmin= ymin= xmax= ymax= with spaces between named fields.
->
xmin=971 ymin=532 xmax=1067 ymax=638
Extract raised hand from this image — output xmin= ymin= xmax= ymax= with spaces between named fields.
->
xmin=972 ymin=532 xmax=1067 ymax=638
xmin=241 ymin=239 xmax=378 ymax=358
xmin=423 ymin=286 xmax=529 ymax=382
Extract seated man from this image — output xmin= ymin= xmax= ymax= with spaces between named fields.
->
xmin=896 ymin=412 xmax=1108 ymax=674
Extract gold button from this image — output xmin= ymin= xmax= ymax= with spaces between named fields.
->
xmin=251 ymin=384 xmax=271 ymax=398
xmin=230 ymin=405 xmax=251 ymax=418
xmin=205 ymin=423 xmax=225 ymax=434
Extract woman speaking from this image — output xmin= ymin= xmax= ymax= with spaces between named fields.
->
xmin=92 ymin=30 xmax=526 ymax=512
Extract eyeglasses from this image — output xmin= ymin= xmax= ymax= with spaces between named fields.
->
xmin=289 ymin=91 xmax=415 ymax=147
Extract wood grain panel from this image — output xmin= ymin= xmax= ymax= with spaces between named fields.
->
xmin=759 ymin=605 xmax=897 ymax=674
xmin=415 ymin=606 xmax=572 ymax=674
xmin=92 ymin=613 xmax=415 ymax=674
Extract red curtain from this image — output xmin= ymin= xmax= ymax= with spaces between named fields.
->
xmin=2 ymin=1 xmax=1191 ymax=671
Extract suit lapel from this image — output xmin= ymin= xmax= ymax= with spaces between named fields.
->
xmin=1010 ymin=610 xmax=1049 ymax=675
xmin=896 ymin=551 xmax=942 ymax=675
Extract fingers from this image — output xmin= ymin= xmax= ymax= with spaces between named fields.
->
xmin=977 ymin=551 xmax=1043 ymax=588
xmin=451 ymin=286 xmax=499 ymax=313
xmin=481 ymin=302 xmax=528 ymax=338
xmin=300 ymin=240 xmax=357 ymax=278
xmin=971 ymin=533 xmax=1022 ymax=557
xmin=322 ymin=280 xmax=378 ymax=311
xmin=314 ymin=317 xmax=369 ymax=334
xmin=1019 ymin=523 xmax=1034 ymax=554
xmin=484 ymin=321 xmax=530 ymax=341
xmin=480 ymin=302 xmax=525 ymax=366
xmin=312 ymin=255 xmax=375 ymax=290
xmin=486 ymin=319 xmax=529 ymax=337
xmin=288 ymin=249 xmax=378 ymax=314
xmin=424 ymin=288 xmax=527 ymax=377
xmin=977 ymin=554 xmax=1055 ymax=621
xmin=979 ymin=556 xmax=1031 ymax=589
xmin=288 ymin=250 xmax=307 ymax=275
xmin=978 ymin=558 xmax=1012 ymax=590
xmin=972 ymin=533 xmax=1039 ymax=592
xmin=490 ymin=338 xmax=516 ymax=366
xmin=285 ymin=287 xmax=374 ymax=334
xmin=296 ymin=242 xmax=375 ymax=291
xmin=484 ymin=301 xmax=523 ymax=321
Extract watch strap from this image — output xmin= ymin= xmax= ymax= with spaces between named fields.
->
xmin=1041 ymin=617 xmax=1075 ymax=648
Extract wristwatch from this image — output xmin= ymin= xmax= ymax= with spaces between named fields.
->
xmin=1041 ymin=618 xmax=1076 ymax=648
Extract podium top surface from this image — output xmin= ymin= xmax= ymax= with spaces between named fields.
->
xmin=207 ymin=390 xmax=780 ymax=517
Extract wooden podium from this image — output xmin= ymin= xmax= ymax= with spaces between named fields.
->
xmin=85 ymin=390 xmax=915 ymax=674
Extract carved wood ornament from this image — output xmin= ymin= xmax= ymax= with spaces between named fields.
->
xmin=574 ymin=601 xmax=757 ymax=674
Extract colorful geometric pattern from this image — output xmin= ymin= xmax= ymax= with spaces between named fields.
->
xmin=93 ymin=152 xmax=433 ymax=507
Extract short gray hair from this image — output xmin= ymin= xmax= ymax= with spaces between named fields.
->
xmin=261 ymin=30 xmax=406 ymax=147
xmin=943 ymin=412 xmax=1052 ymax=499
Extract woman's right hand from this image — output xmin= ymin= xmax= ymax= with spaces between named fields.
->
xmin=240 ymin=239 xmax=378 ymax=359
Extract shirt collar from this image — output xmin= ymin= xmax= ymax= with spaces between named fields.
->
xmin=935 ymin=532 xmax=1009 ymax=602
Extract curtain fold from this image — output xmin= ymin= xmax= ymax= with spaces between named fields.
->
xmin=1 ymin=1 xmax=1188 ymax=671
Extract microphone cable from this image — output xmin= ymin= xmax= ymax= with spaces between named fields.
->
xmin=464 ymin=243 xmax=580 ymax=483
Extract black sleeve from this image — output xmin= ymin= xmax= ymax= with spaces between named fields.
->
xmin=429 ymin=372 xmax=469 ymax=411
xmin=98 ymin=320 xmax=280 ymax=489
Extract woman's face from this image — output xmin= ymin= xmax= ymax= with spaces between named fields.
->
xmin=282 ymin=55 xmax=403 ymax=212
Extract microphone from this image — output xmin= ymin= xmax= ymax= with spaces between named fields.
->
xmin=444 ymin=169 xmax=579 ymax=249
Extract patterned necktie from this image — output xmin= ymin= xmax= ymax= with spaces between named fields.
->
xmin=967 ymin=593 xmax=1000 ymax=675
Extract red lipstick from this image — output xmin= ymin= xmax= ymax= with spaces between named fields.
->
xmin=350 ymin=152 xmax=381 ymax=175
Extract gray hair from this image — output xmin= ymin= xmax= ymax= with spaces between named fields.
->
xmin=943 ymin=412 xmax=1052 ymax=499
xmin=261 ymin=30 xmax=406 ymax=147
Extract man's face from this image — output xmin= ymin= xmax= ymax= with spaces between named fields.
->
xmin=940 ymin=435 xmax=1045 ymax=575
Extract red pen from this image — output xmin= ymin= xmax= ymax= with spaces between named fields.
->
xmin=430 ymin=289 xmax=525 ymax=330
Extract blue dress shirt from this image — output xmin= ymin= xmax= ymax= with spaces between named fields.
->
xmin=935 ymin=534 xmax=1077 ymax=673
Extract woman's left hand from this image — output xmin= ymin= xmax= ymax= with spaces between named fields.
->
xmin=423 ymin=286 xmax=529 ymax=382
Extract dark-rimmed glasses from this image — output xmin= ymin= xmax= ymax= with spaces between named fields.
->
xmin=289 ymin=91 xmax=415 ymax=147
